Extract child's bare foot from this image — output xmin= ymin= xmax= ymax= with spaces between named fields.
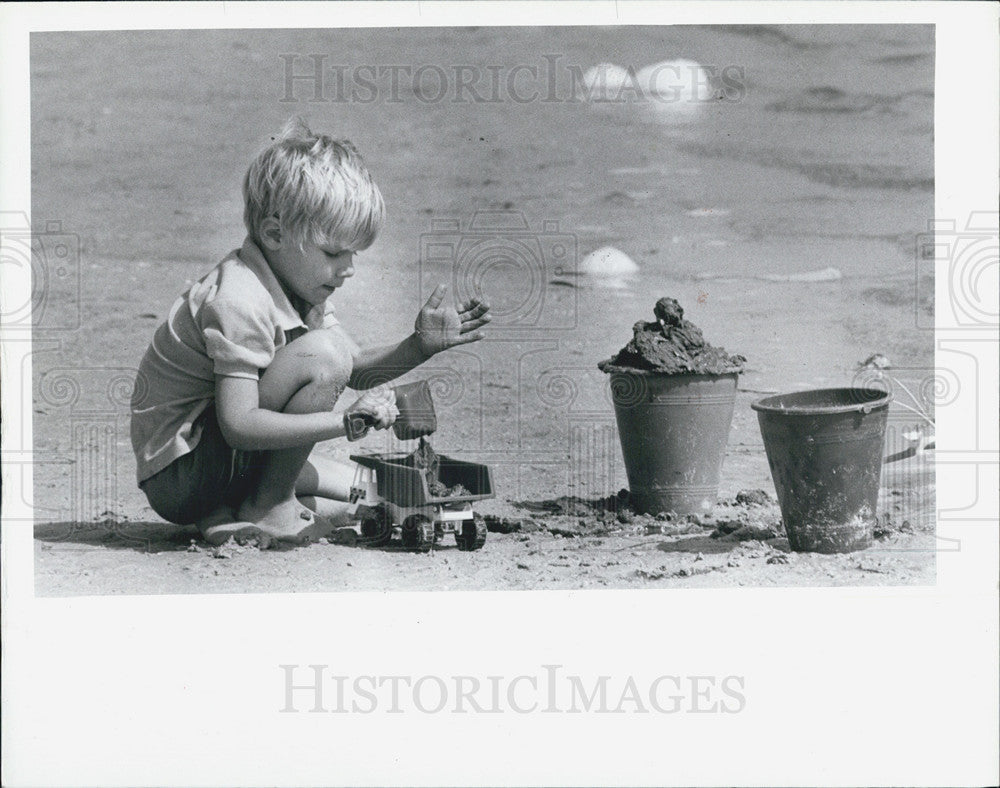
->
xmin=196 ymin=505 xmax=267 ymax=546
xmin=237 ymin=496 xmax=334 ymax=544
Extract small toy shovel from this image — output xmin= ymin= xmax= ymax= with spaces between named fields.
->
xmin=344 ymin=380 xmax=437 ymax=441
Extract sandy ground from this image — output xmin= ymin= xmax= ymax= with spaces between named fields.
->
xmin=26 ymin=27 xmax=937 ymax=595
xmin=33 ymin=526 xmax=937 ymax=596
xmin=34 ymin=453 xmax=935 ymax=595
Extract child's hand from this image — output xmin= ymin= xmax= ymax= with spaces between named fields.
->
xmin=346 ymin=385 xmax=398 ymax=430
xmin=414 ymin=284 xmax=491 ymax=356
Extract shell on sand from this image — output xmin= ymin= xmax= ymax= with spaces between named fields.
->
xmin=579 ymin=246 xmax=640 ymax=278
xmin=580 ymin=63 xmax=631 ymax=100
xmin=637 ymin=59 xmax=714 ymax=102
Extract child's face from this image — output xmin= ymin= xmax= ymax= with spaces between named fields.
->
xmin=268 ymin=239 xmax=356 ymax=307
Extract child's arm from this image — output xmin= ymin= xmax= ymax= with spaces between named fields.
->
xmin=349 ymin=284 xmax=490 ymax=389
xmin=215 ymin=376 xmax=395 ymax=451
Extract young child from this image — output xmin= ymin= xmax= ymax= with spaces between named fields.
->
xmin=130 ymin=118 xmax=490 ymax=545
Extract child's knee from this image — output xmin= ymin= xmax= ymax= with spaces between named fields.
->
xmin=310 ymin=367 xmax=348 ymax=409
xmin=262 ymin=329 xmax=354 ymax=412
xmin=289 ymin=330 xmax=354 ymax=408
xmin=311 ymin=329 xmax=353 ymax=382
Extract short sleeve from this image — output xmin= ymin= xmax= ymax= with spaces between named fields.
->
xmin=200 ymin=296 xmax=276 ymax=379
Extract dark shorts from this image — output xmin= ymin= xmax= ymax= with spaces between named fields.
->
xmin=139 ymin=405 xmax=265 ymax=525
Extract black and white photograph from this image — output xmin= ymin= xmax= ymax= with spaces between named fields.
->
xmin=25 ymin=23 xmax=943 ymax=593
xmin=2 ymin=2 xmax=997 ymax=786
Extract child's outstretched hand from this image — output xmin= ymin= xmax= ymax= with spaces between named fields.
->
xmin=414 ymin=284 xmax=491 ymax=356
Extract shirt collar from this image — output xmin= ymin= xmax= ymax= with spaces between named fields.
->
xmin=237 ymin=237 xmax=326 ymax=332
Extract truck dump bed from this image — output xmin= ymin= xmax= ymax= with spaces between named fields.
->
xmin=350 ymin=452 xmax=494 ymax=508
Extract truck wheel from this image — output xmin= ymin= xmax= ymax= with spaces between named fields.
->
xmin=456 ymin=519 xmax=487 ymax=551
xmin=359 ymin=507 xmax=392 ymax=547
xmin=400 ymin=515 xmax=434 ymax=552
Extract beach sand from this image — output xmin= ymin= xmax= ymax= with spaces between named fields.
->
xmin=28 ymin=26 xmax=936 ymax=595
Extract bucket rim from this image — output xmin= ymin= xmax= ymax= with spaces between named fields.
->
xmin=751 ymin=387 xmax=893 ymax=415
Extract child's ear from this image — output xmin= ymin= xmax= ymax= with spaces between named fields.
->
xmin=259 ymin=217 xmax=283 ymax=250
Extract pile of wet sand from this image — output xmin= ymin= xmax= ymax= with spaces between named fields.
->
xmin=598 ymin=297 xmax=746 ymax=375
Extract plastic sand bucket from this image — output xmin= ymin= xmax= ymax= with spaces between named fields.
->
xmin=609 ymin=371 xmax=739 ymax=515
xmin=751 ymin=387 xmax=892 ymax=554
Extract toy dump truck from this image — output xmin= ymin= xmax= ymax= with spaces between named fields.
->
xmin=349 ymin=452 xmax=494 ymax=552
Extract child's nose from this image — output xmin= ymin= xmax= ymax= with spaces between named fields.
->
xmin=337 ymin=257 xmax=354 ymax=277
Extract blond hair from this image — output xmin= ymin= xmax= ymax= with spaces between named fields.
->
xmin=243 ymin=117 xmax=385 ymax=251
